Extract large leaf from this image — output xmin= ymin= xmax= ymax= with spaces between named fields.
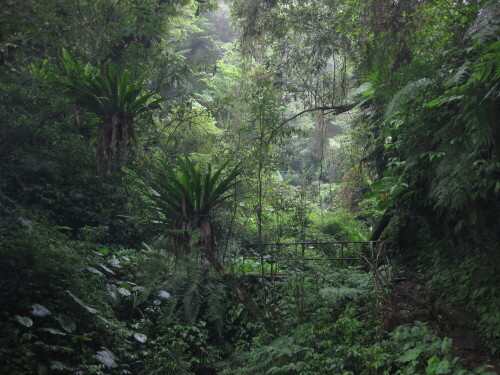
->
xmin=15 ymin=315 xmax=33 ymax=328
xmin=56 ymin=314 xmax=76 ymax=333
xmin=397 ymin=348 xmax=423 ymax=363
xmin=40 ymin=328 xmax=67 ymax=336
xmin=95 ymin=347 xmax=117 ymax=368
xmin=31 ymin=303 xmax=51 ymax=317
xmin=66 ymin=290 xmax=98 ymax=314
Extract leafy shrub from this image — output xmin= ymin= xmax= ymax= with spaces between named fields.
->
xmin=309 ymin=209 xmax=367 ymax=243
xmin=0 ymin=222 xmax=173 ymax=374
xmin=144 ymin=321 xmax=221 ymax=375
xmin=0 ymin=226 xmax=132 ymax=374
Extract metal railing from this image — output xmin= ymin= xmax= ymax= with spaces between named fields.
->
xmin=235 ymin=241 xmax=387 ymax=276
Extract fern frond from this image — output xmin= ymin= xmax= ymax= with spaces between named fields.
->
xmin=181 ymin=262 xmax=204 ymax=325
xmin=467 ymin=3 xmax=500 ymax=44
xmin=445 ymin=62 xmax=471 ymax=88
xmin=384 ymin=78 xmax=433 ymax=122
xmin=204 ymin=273 xmax=227 ymax=336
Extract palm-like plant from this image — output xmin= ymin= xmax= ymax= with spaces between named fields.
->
xmin=149 ymin=156 xmax=240 ymax=259
xmin=59 ymin=49 xmax=163 ymax=171
xmin=148 ymin=157 xmax=269 ymax=325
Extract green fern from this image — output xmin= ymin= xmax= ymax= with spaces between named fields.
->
xmin=166 ymin=260 xmax=227 ymax=327
xmin=182 ymin=262 xmax=204 ymax=325
xmin=445 ymin=62 xmax=471 ymax=88
xmin=467 ymin=3 xmax=500 ymax=44
xmin=383 ymin=78 xmax=433 ymax=123
xmin=204 ymin=276 xmax=227 ymax=336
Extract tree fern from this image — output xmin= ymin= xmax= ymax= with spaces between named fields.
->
xmin=147 ymin=157 xmax=267 ymax=327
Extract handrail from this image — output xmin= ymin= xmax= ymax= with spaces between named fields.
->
xmin=244 ymin=241 xmax=385 ymax=246
xmin=242 ymin=257 xmax=361 ymax=261
xmin=234 ymin=241 xmax=388 ymax=273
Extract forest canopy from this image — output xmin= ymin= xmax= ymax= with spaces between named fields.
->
xmin=0 ymin=0 xmax=498 ymax=374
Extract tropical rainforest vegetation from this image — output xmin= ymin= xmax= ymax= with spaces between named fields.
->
xmin=0 ymin=0 xmax=498 ymax=374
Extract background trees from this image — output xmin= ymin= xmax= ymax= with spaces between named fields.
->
xmin=229 ymin=0 xmax=500 ymax=353
xmin=0 ymin=0 xmax=499 ymax=373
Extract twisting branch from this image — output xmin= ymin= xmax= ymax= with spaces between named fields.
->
xmin=269 ymin=103 xmax=358 ymax=140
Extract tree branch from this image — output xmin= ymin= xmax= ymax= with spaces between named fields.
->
xmin=370 ymin=208 xmax=394 ymax=241
xmin=269 ymin=103 xmax=358 ymax=140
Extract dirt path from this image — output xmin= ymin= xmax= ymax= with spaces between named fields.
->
xmin=384 ymin=280 xmax=499 ymax=373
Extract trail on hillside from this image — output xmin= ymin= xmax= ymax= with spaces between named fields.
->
xmin=385 ymin=279 xmax=499 ymax=373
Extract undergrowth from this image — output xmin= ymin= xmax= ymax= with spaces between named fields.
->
xmin=0 ymin=217 xmax=496 ymax=374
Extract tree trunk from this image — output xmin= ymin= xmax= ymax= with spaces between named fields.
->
xmin=370 ymin=209 xmax=394 ymax=241
xmin=199 ymin=218 xmax=274 ymax=333
xmin=204 ymin=248 xmax=274 ymax=333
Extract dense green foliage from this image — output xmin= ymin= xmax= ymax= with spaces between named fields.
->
xmin=1 ymin=0 xmax=498 ymax=373
xmin=149 ymin=157 xmax=240 ymax=226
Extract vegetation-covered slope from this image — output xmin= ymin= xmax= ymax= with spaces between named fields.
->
xmin=0 ymin=0 xmax=498 ymax=373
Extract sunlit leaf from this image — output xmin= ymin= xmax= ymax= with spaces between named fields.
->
xmin=95 ymin=347 xmax=117 ymax=368
xmin=15 ymin=315 xmax=33 ymax=328
xmin=397 ymin=348 xmax=422 ymax=362
xmin=158 ymin=290 xmax=171 ymax=300
xmin=66 ymin=290 xmax=98 ymax=314
xmin=40 ymin=327 xmax=66 ymax=336
xmin=133 ymin=333 xmax=148 ymax=343
xmin=31 ymin=303 xmax=51 ymax=317
xmin=117 ymin=288 xmax=131 ymax=297
xmin=56 ymin=314 xmax=76 ymax=333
